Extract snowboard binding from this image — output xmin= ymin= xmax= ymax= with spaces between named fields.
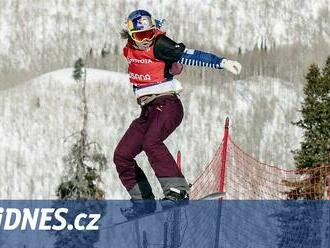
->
xmin=160 ymin=187 xmax=189 ymax=210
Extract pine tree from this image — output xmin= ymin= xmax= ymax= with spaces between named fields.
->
xmin=57 ymin=58 xmax=107 ymax=200
xmin=54 ymin=58 xmax=107 ymax=248
xmin=293 ymin=58 xmax=330 ymax=170
xmin=278 ymin=57 xmax=330 ymax=248
xmin=73 ymin=58 xmax=84 ymax=81
xmin=283 ymin=57 xmax=330 ymax=200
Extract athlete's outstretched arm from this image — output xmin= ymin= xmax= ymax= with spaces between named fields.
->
xmin=154 ymin=35 xmax=242 ymax=75
xmin=178 ymin=49 xmax=241 ymax=75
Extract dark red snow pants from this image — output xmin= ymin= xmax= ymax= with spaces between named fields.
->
xmin=113 ymin=94 xmax=188 ymax=199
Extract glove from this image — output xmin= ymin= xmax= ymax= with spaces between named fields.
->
xmin=220 ymin=59 xmax=242 ymax=75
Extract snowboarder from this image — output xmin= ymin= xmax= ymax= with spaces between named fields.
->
xmin=113 ymin=9 xmax=241 ymax=219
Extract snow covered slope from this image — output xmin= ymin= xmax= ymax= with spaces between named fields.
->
xmin=1 ymin=0 xmax=329 ymax=70
xmin=0 ymin=69 xmax=302 ymax=199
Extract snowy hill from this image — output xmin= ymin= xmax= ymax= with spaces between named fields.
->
xmin=0 ymin=69 xmax=302 ymax=199
xmin=1 ymin=0 xmax=329 ymax=71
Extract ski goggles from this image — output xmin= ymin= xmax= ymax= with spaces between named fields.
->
xmin=131 ymin=28 xmax=156 ymax=43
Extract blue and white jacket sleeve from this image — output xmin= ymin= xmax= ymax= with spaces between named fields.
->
xmin=178 ymin=48 xmax=225 ymax=69
xmin=153 ymin=35 xmax=225 ymax=69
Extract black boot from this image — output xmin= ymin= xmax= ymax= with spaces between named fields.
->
xmin=120 ymin=198 xmax=157 ymax=220
xmin=161 ymin=188 xmax=189 ymax=210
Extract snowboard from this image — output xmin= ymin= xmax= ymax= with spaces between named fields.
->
xmin=200 ymin=191 xmax=226 ymax=200
xmin=103 ymin=191 xmax=226 ymax=229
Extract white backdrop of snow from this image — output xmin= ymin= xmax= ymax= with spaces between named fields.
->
xmin=0 ymin=0 xmax=330 ymax=70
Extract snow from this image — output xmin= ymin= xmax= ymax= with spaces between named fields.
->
xmin=0 ymin=68 xmax=302 ymax=199
xmin=1 ymin=0 xmax=330 ymax=70
xmin=39 ymin=68 xmax=128 ymax=85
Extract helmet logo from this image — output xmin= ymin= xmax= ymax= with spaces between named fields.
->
xmin=136 ymin=16 xmax=151 ymax=29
